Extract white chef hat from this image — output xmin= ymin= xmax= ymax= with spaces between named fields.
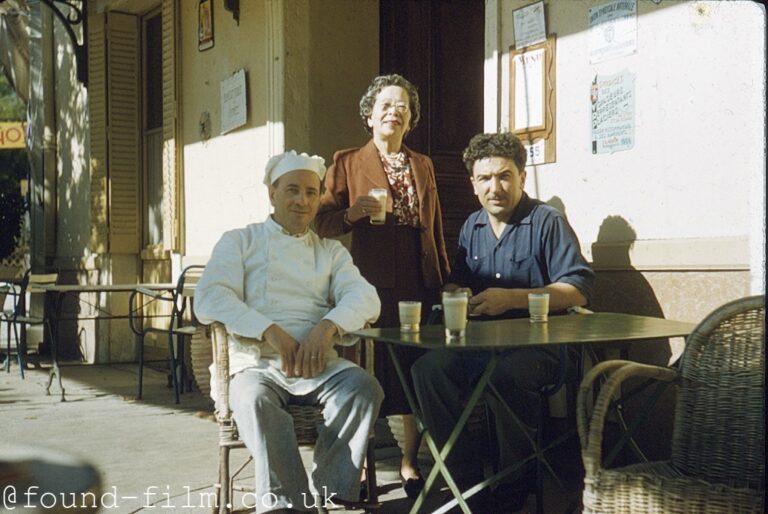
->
xmin=263 ymin=150 xmax=326 ymax=186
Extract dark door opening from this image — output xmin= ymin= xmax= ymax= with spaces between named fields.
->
xmin=380 ymin=0 xmax=485 ymax=259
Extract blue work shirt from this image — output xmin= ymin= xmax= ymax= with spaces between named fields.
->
xmin=449 ymin=193 xmax=594 ymax=319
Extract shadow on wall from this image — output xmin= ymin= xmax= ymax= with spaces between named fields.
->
xmin=591 ymin=215 xmax=664 ymax=318
xmin=589 ymin=215 xmax=675 ymax=462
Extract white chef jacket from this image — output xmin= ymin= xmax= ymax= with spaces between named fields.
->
xmin=195 ymin=216 xmax=381 ymax=396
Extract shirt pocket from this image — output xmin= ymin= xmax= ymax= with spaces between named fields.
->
xmin=504 ymin=245 xmax=534 ymax=287
xmin=466 ymin=246 xmax=493 ymax=278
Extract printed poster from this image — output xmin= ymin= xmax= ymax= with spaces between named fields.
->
xmin=513 ymin=1 xmax=546 ymax=49
xmin=220 ymin=69 xmax=247 ymax=135
xmin=588 ymin=0 xmax=637 ymax=64
xmin=591 ymin=70 xmax=635 ymax=154
xmin=513 ymin=48 xmax=546 ymax=132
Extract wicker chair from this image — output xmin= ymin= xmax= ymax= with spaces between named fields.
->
xmin=208 ymin=321 xmax=379 ymax=514
xmin=577 ymin=295 xmax=765 ymax=513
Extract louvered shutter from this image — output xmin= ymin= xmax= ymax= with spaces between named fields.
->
xmin=106 ymin=12 xmax=140 ymax=254
xmin=161 ymin=0 xmax=179 ymax=250
xmin=88 ymin=13 xmax=108 ymax=253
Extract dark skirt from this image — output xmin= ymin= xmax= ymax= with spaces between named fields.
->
xmin=373 ymin=226 xmax=439 ymax=417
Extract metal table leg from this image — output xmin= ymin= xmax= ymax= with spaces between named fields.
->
xmin=386 ymin=344 xmax=499 ymax=514
xmin=44 ymin=291 xmax=66 ymax=401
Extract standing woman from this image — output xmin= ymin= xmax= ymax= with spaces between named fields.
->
xmin=316 ymin=74 xmax=450 ymax=497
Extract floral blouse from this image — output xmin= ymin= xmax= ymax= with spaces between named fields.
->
xmin=379 ymin=151 xmax=420 ymax=227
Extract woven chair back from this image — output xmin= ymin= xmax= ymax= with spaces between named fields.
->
xmin=671 ymin=295 xmax=765 ymax=486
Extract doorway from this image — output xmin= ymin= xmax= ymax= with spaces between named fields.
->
xmin=379 ymin=0 xmax=485 ymax=257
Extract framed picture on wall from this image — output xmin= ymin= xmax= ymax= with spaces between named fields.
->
xmin=198 ymin=0 xmax=214 ymax=51
xmin=509 ymin=35 xmax=557 ymax=163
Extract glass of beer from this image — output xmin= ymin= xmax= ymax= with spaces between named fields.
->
xmin=398 ymin=301 xmax=422 ymax=332
xmin=528 ymin=293 xmax=550 ymax=323
xmin=442 ymin=291 xmax=469 ymax=340
xmin=368 ymin=188 xmax=387 ymax=225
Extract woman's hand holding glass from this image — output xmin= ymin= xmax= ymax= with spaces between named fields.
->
xmin=346 ymin=195 xmax=383 ymax=223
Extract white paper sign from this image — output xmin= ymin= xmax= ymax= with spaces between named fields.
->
xmin=220 ymin=69 xmax=247 ymax=134
xmin=590 ymin=70 xmax=635 ymax=154
xmin=588 ymin=0 xmax=637 ymax=64
xmin=513 ymin=48 xmax=545 ymax=131
xmin=513 ymin=1 xmax=546 ymax=49
xmin=524 ymin=139 xmax=546 ymax=165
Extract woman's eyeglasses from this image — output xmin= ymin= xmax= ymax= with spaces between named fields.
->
xmin=375 ymin=101 xmax=410 ymax=114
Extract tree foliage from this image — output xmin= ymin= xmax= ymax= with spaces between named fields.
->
xmin=0 ymin=72 xmax=26 ymax=121
xmin=0 ymin=72 xmax=28 ymax=259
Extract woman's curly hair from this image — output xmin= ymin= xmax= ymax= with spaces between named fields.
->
xmin=359 ymin=74 xmax=421 ymax=136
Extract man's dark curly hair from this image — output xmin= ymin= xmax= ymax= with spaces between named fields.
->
xmin=462 ymin=132 xmax=527 ymax=175
xmin=359 ymin=74 xmax=421 ymax=136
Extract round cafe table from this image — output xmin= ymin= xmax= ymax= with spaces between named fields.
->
xmin=1 ymin=444 xmax=101 ymax=513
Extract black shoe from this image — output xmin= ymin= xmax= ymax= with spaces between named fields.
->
xmin=401 ymin=472 xmax=425 ymax=499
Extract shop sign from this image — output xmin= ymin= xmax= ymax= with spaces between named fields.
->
xmin=0 ymin=122 xmax=27 ymax=149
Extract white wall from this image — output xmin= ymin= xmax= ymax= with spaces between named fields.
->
xmin=181 ymin=0 xmax=378 ymax=259
xmin=181 ymin=0 xmax=272 ymax=258
xmin=487 ymin=0 xmax=765 ymax=277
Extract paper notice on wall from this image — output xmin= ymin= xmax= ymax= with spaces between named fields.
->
xmin=524 ymin=139 xmax=546 ymax=165
xmin=590 ymin=70 xmax=635 ymax=154
xmin=513 ymin=1 xmax=546 ymax=49
xmin=588 ymin=0 xmax=636 ymax=64
xmin=513 ymin=48 xmax=545 ymax=131
xmin=220 ymin=69 xmax=247 ymax=135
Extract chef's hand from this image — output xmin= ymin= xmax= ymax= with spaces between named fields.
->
xmin=263 ymin=324 xmax=300 ymax=377
xmin=295 ymin=320 xmax=337 ymax=378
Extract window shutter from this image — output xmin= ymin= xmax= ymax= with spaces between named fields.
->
xmin=106 ymin=12 xmax=140 ymax=254
xmin=88 ymin=13 xmax=108 ymax=253
xmin=161 ymin=0 xmax=179 ymax=251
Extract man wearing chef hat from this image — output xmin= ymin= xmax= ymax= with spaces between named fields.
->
xmin=195 ymin=150 xmax=383 ymax=513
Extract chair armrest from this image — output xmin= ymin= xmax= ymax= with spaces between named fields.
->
xmin=210 ymin=322 xmax=231 ymax=420
xmin=577 ymin=360 xmax=678 ymax=474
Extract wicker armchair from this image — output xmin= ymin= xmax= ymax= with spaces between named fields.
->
xmin=577 ymin=295 xmax=765 ymax=513
xmin=208 ymin=321 xmax=379 ymax=514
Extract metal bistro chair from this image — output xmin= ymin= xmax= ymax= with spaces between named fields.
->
xmin=209 ymin=321 xmax=379 ymax=514
xmin=578 ymin=295 xmax=765 ymax=514
xmin=1 ymin=270 xmax=59 ymax=382
xmin=129 ymin=265 xmax=205 ymax=404
xmin=1 ymin=282 xmax=15 ymax=372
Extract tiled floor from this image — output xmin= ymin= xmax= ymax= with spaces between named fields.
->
xmin=1 ymin=360 xmax=584 ymax=513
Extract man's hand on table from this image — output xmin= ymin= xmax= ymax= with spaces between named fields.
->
xmin=468 ymin=287 xmax=518 ymax=317
xmin=296 ymin=320 xmax=337 ymax=378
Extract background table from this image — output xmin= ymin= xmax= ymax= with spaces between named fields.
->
xmin=352 ymin=312 xmax=696 ymax=514
xmin=38 ymin=283 xmax=176 ymax=401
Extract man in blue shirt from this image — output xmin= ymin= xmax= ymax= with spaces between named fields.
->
xmin=412 ymin=132 xmax=594 ymax=512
